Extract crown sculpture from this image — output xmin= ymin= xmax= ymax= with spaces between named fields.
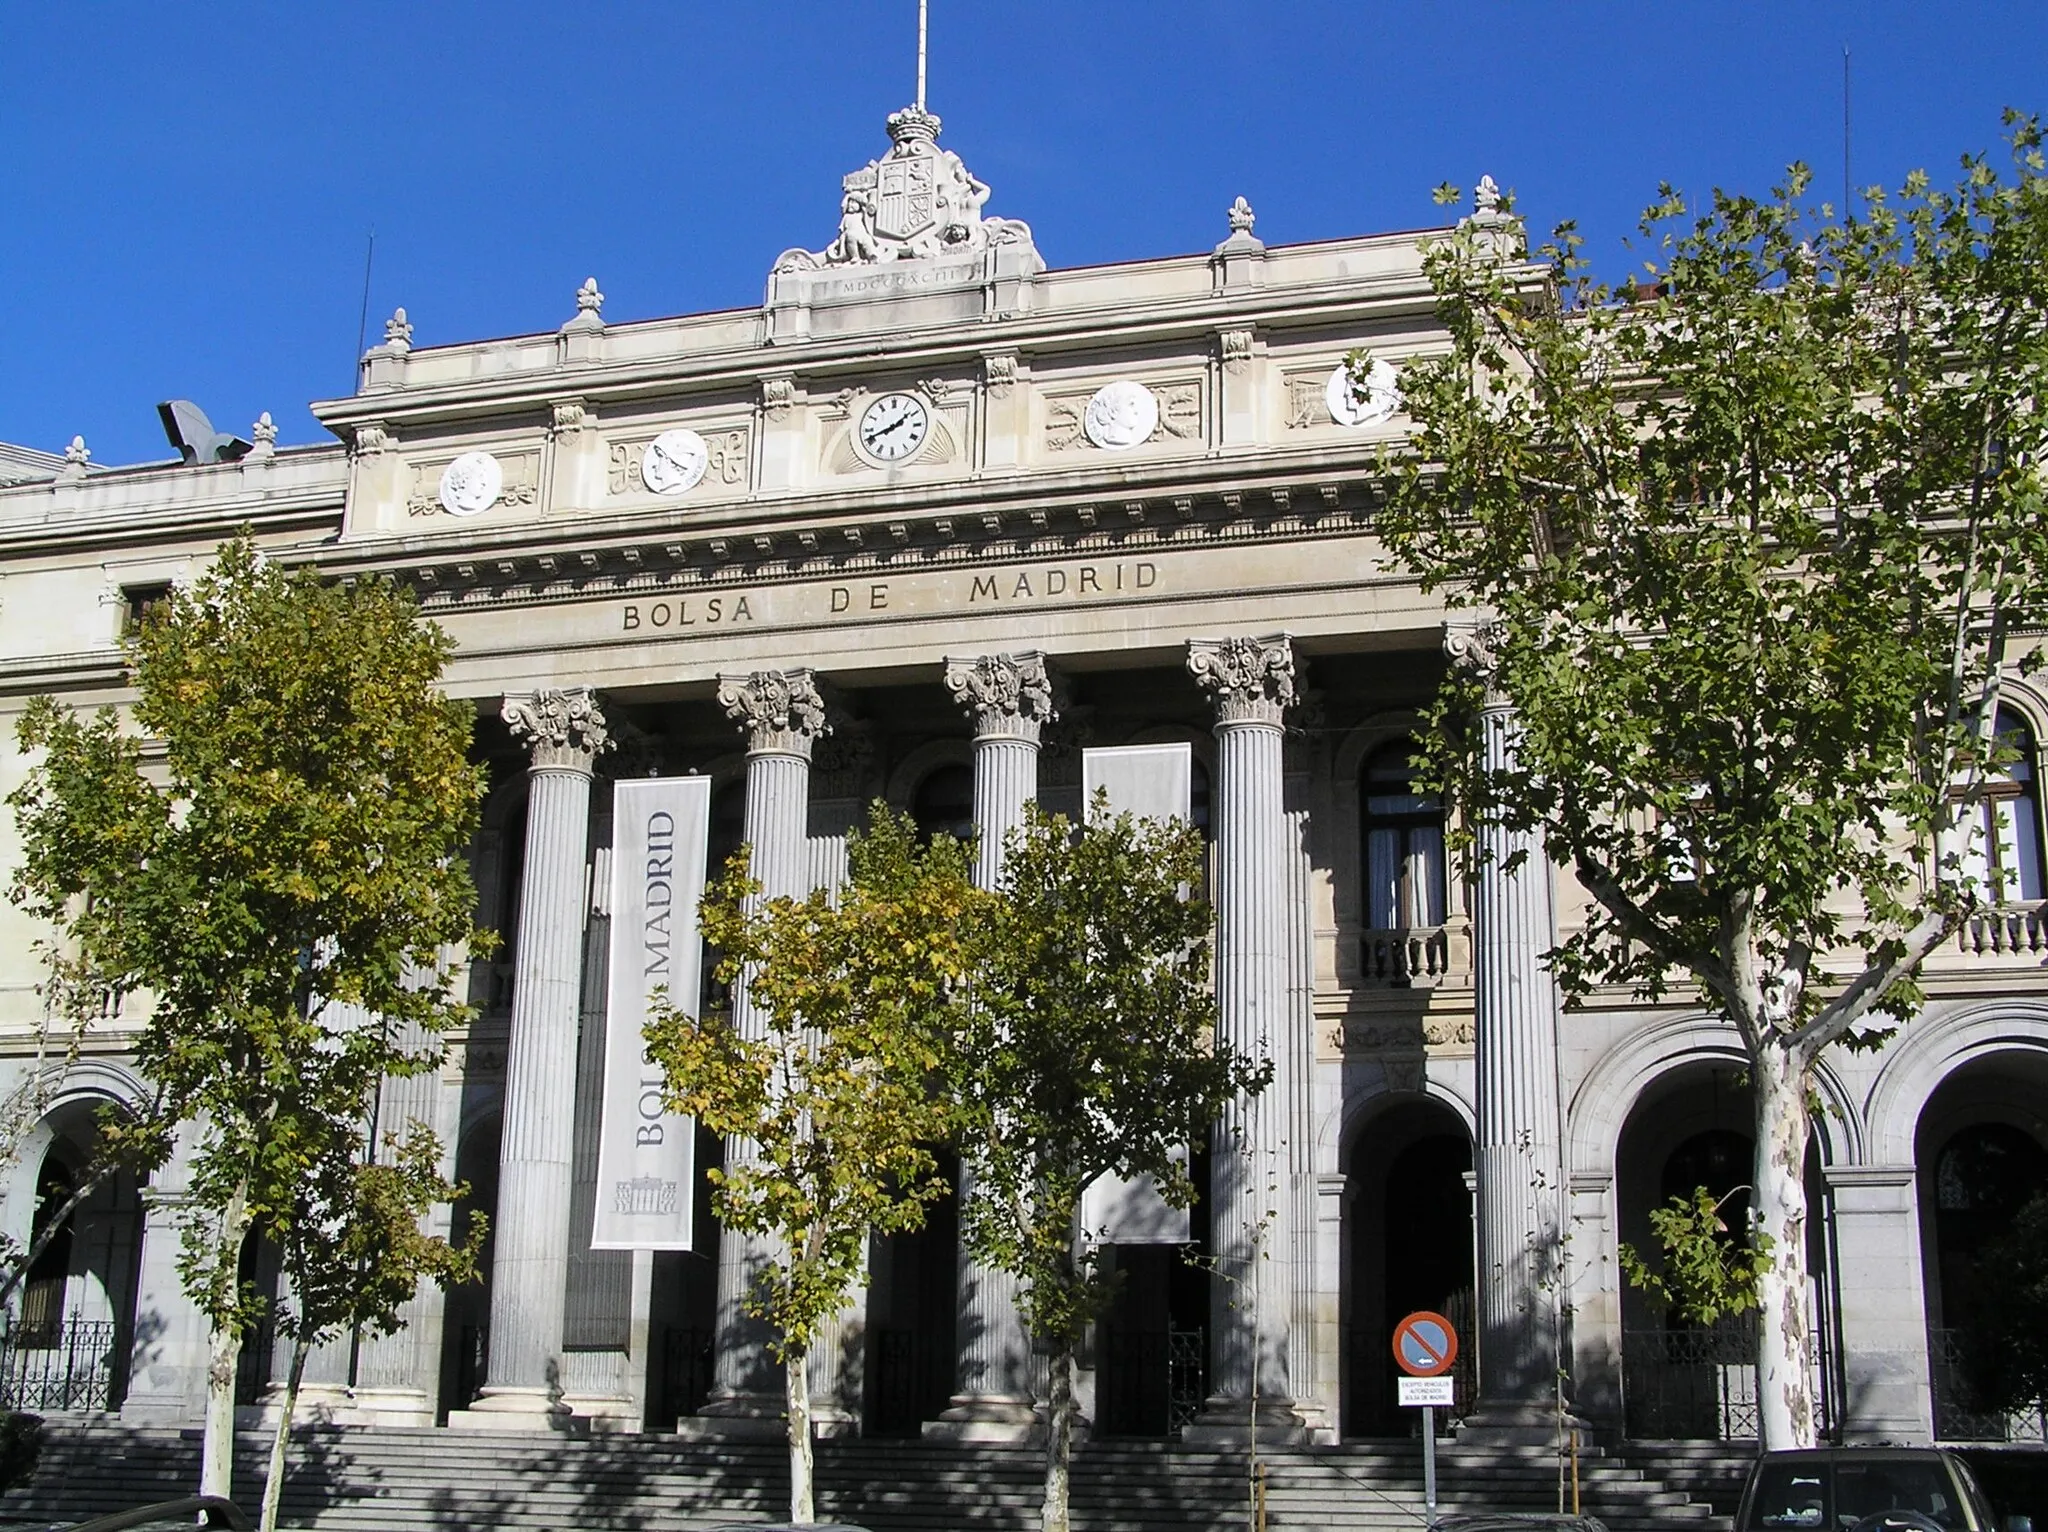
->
xmin=772 ymin=105 xmax=1041 ymax=274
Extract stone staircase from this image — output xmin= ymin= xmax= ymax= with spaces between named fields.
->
xmin=0 ymin=1424 xmax=1739 ymax=1532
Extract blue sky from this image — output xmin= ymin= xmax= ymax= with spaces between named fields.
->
xmin=3 ymin=2 xmax=2042 ymax=467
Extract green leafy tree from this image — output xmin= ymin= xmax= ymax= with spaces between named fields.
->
xmin=949 ymin=802 xmax=1271 ymax=1532
xmin=7 ymin=536 xmax=488 ymax=1497
xmin=1372 ymin=116 xmax=2048 ymax=1447
xmin=1617 ymin=1186 xmax=1773 ymax=1327
xmin=644 ymin=807 xmax=980 ymax=1526
xmin=255 ymin=1123 xmax=483 ymax=1532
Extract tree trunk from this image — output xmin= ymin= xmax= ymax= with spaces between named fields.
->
xmin=1041 ymin=1341 xmax=1074 ymax=1532
xmin=1752 ymin=1041 xmax=1818 ymax=1450
xmin=258 ymin=1334 xmax=309 ymax=1532
xmin=785 ymin=1345 xmax=814 ymax=1526
xmin=200 ymin=1181 xmax=251 ymax=1502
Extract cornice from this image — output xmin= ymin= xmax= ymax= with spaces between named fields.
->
xmin=0 ymin=489 xmax=342 ymax=563
xmin=308 ymin=270 xmax=1466 ymax=434
xmin=0 ymin=650 xmax=130 ymax=700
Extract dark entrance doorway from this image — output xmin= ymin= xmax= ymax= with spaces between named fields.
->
xmin=862 ymin=1149 xmax=959 ymax=1437
xmin=1096 ymin=1145 xmax=1211 ymax=1438
xmin=1343 ymin=1099 xmax=1473 ymax=1437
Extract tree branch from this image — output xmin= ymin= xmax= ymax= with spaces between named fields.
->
xmin=1787 ymin=904 xmax=1958 ymax=1059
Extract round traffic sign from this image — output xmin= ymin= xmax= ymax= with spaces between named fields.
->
xmin=1391 ymin=1310 xmax=1459 ymax=1377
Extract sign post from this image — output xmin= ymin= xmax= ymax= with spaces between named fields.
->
xmin=1392 ymin=1310 xmax=1460 ymax=1525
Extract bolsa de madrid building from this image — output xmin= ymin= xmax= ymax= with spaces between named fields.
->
xmin=2 ymin=102 xmax=2046 ymax=1451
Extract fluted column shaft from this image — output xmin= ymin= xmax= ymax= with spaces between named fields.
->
xmin=704 ymin=670 xmax=827 ymax=1418
xmin=1188 ymin=636 xmax=1298 ymax=1431
xmin=472 ymin=687 xmax=609 ymax=1419
xmin=933 ymin=653 xmax=1053 ymax=1437
xmin=1445 ymin=619 xmax=1569 ymax=1424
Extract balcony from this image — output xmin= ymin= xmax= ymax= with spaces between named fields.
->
xmin=1956 ymin=900 xmax=2048 ymax=958
xmin=1360 ymin=926 xmax=1452 ymax=987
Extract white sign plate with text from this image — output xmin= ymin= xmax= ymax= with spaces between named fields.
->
xmin=1398 ymin=1376 xmax=1455 ymax=1408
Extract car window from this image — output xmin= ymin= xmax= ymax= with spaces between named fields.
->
xmin=1836 ymin=1462 xmax=1971 ymax=1530
xmin=1953 ymin=1459 xmax=1996 ymax=1529
xmin=1751 ymin=1463 xmax=1832 ymax=1529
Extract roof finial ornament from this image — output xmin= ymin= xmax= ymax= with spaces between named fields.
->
xmin=383 ymin=306 xmax=413 ymax=353
xmin=576 ymin=276 xmax=604 ymax=317
xmin=1228 ymin=196 xmax=1256 ymax=236
xmin=59 ymin=435 xmax=90 ymax=484
xmin=249 ymin=411 xmax=278 ymax=461
xmin=1474 ymin=174 xmax=1504 ymax=215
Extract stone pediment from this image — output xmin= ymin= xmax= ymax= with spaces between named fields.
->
xmin=767 ymin=105 xmax=1043 ymax=326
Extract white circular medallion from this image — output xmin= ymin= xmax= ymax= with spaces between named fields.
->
xmin=857 ymin=392 xmax=932 ymax=464
xmin=641 ymin=429 xmax=710 ymax=495
xmin=1326 ymin=358 xmax=1401 ymax=428
xmin=1084 ymin=380 xmax=1159 ymax=451
xmin=438 ymin=450 xmax=503 ymax=516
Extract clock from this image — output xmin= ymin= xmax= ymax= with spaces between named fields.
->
xmin=856 ymin=392 xmax=931 ymax=463
xmin=1326 ymin=357 xmax=1401 ymax=428
xmin=438 ymin=450 xmax=502 ymax=516
xmin=1084 ymin=380 xmax=1158 ymax=451
xmin=641 ymin=429 xmax=709 ymax=495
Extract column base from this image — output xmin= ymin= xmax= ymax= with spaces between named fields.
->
xmin=558 ymin=1394 xmax=645 ymax=1433
xmin=1457 ymin=1400 xmax=1588 ymax=1448
xmin=675 ymin=1388 xmax=787 ymax=1439
xmin=1180 ymin=1396 xmax=1308 ymax=1448
xmin=447 ymin=1385 xmax=581 ymax=1432
xmin=922 ymin=1392 xmax=1042 ymax=1446
xmin=345 ymin=1387 xmax=435 ymax=1427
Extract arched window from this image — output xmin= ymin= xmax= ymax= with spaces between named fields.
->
xmin=911 ymin=762 xmax=975 ymax=844
xmin=1361 ymin=740 xmax=1446 ymax=930
xmin=1961 ymin=707 xmax=2047 ymax=903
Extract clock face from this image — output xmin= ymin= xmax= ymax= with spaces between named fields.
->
xmin=1084 ymin=380 xmax=1159 ymax=450
xmin=438 ymin=450 xmax=502 ymax=516
xmin=1326 ymin=358 xmax=1401 ymax=428
xmin=857 ymin=392 xmax=931 ymax=463
xmin=641 ymin=429 xmax=709 ymax=495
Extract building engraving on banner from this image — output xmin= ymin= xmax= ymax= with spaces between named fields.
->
xmin=616 ymin=558 xmax=1162 ymax=635
xmin=606 ymin=429 xmax=750 ymax=497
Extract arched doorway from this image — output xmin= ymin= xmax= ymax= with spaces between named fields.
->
xmin=1615 ymin=1063 xmax=1832 ymax=1442
xmin=1094 ymin=1143 xmax=1211 ymax=1439
xmin=1343 ymin=1097 xmax=1473 ymax=1437
xmin=1915 ymin=1051 xmax=2048 ymax=1441
xmin=5 ymin=1103 xmax=145 ymax=1413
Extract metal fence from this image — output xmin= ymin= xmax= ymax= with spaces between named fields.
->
xmin=865 ymin=1325 xmax=955 ymax=1439
xmin=1096 ymin=1326 xmax=1206 ymax=1438
xmin=1929 ymin=1328 xmax=2048 ymax=1443
xmin=0 ymin=1316 xmax=130 ymax=1413
xmin=1622 ymin=1322 xmax=1831 ymax=1442
xmin=650 ymin=1324 xmax=714 ymax=1429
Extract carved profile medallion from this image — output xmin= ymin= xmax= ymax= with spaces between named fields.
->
xmin=1084 ymin=381 xmax=1159 ymax=451
xmin=438 ymin=450 xmax=502 ymax=516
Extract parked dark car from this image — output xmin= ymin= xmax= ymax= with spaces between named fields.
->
xmin=1432 ymin=1517 xmax=1611 ymax=1532
xmin=23 ymin=1496 xmax=250 ymax=1532
xmin=1739 ymin=1448 xmax=2031 ymax=1532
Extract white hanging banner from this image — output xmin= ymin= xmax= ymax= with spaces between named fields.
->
xmin=592 ymin=775 xmax=711 ymax=1250
xmin=1079 ymin=743 xmax=1194 ymax=1245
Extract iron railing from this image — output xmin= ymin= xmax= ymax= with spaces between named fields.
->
xmin=866 ymin=1324 xmax=955 ymax=1438
xmin=1096 ymin=1326 xmax=1206 ymax=1438
xmin=1622 ymin=1321 xmax=1830 ymax=1442
xmin=1929 ymin=1327 xmax=2048 ymax=1443
xmin=0 ymin=1316 xmax=130 ymax=1413
xmin=650 ymin=1324 xmax=714 ymax=1428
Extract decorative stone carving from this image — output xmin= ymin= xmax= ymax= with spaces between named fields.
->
xmin=247 ymin=412 xmax=277 ymax=461
xmin=1084 ymin=381 xmax=1158 ymax=451
xmin=353 ymin=423 xmax=394 ymax=457
xmin=1228 ymin=196 xmax=1256 ymax=236
xmin=575 ymin=277 xmax=603 ymax=317
xmin=383 ymin=307 xmax=414 ymax=352
xmin=1326 ymin=357 xmax=1400 ymax=427
xmin=58 ymin=435 xmax=90 ymax=484
xmin=502 ymin=686 xmax=611 ymax=772
xmin=438 ymin=451 xmax=503 ymax=517
xmin=762 ymin=377 xmax=796 ymax=422
xmin=1220 ymin=330 xmax=1253 ymax=375
xmin=810 ymin=723 xmax=876 ymax=801
xmin=1187 ymin=634 xmax=1296 ymax=726
xmin=550 ymin=401 xmax=590 ymax=438
xmin=1155 ymin=382 xmax=1202 ymax=439
xmin=606 ymin=429 xmax=747 ymax=496
xmin=718 ymin=669 xmax=830 ymax=758
xmin=771 ymin=105 xmax=1040 ymax=273
xmin=984 ymin=353 xmax=1018 ymax=398
xmin=944 ymin=652 xmax=1056 ymax=742
xmin=1475 ymin=174 xmax=1503 ymax=215
xmin=1442 ymin=614 xmax=1505 ymax=700
xmin=919 ymin=377 xmax=960 ymax=408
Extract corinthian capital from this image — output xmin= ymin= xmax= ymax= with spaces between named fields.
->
xmin=1187 ymin=634 xmax=1295 ymax=727
xmin=943 ymin=651 xmax=1057 ymax=743
xmin=1442 ymin=614 xmax=1509 ymax=709
xmin=718 ymin=668 xmax=830 ymax=758
xmin=502 ymin=686 xmax=611 ymax=773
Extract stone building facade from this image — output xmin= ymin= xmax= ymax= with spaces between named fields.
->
xmin=2 ymin=108 xmax=2045 ymax=1448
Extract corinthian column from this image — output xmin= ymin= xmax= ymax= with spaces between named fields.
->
xmin=1185 ymin=635 xmax=1303 ymax=1442
xmin=927 ymin=652 xmax=1055 ymax=1443
xmin=1444 ymin=617 xmax=1570 ymax=1439
xmin=693 ymin=669 xmax=828 ymax=1429
xmin=460 ymin=687 xmax=609 ymax=1426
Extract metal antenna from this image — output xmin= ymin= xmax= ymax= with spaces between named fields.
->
xmin=353 ymin=229 xmax=376 ymax=387
xmin=917 ymin=0 xmax=928 ymax=110
xmin=1842 ymin=46 xmax=1852 ymax=219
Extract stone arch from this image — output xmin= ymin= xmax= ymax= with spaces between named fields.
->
xmin=2 ymin=1060 xmax=159 ymax=1265
xmin=884 ymin=737 xmax=971 ymax=811
xmin=1567 ymin=1012 xmax=1861 ymax=1177
xmin=1866 ymin=1001 xmax=2048 ymax=1168
xmin=1329 ymin=1068 xmax=1476 ymax=1168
